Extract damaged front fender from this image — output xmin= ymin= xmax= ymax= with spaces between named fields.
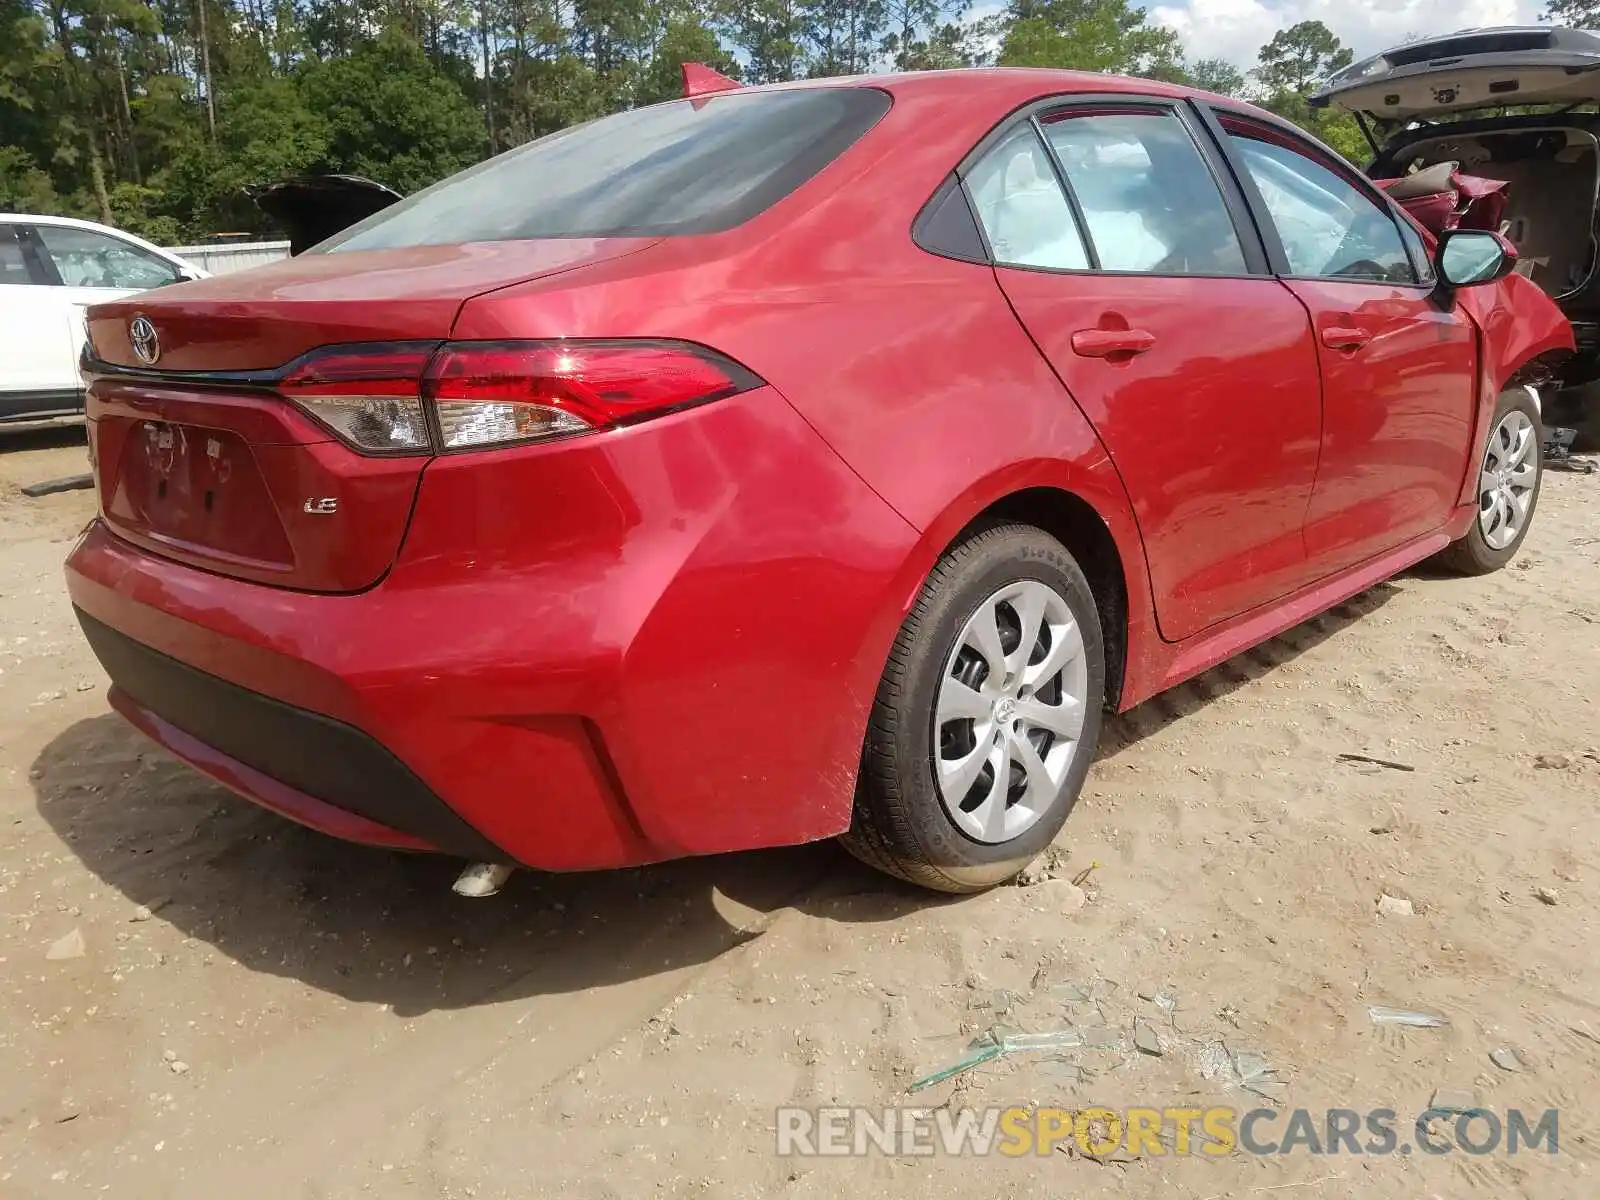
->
xmin=1453 ymin=273 xmax=1574 ymax=505
xmin=1460 ymin=273 xmax=1575 ymax=392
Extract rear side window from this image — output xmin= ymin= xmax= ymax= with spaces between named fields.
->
xmin=31 ymin=224 xmax=182 ymax=289
xmin=963 ymin=106 xmax=1248 ymax=276
xmin=965 ymin=124 xmax=1090 ymax=270
xmin=0 ymin=225 xmax=33 ymax=285
xmin=1041 ymin=108 xmax=1247 ymax=275
xmin=323 ymin=88 xmax=891 ymax=250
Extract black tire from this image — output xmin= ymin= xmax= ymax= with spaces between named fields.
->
xmin=841 ymin=523 xmax=1105 ymax=893
xmin=1436 ymin=388 xmax=1543 ymax=576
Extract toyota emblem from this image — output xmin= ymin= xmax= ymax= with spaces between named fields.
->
xmin=129 ymin=315 xmax=160 ymax=366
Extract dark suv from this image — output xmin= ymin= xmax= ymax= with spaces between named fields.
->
xmin=1316 ymin=25 xmax=1600 ymax=441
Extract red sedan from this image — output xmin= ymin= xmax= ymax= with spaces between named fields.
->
xmin=66 ymin=69 xmax=1571 ymax=893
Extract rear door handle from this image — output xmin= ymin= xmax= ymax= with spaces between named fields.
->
xmin=1070 ymin=328 xmax=1157 ymax=358
xmin=1321 ymin=325 xmax=1372 ymax=351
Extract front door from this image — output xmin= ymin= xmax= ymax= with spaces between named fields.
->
xmin=965 ymin=100 xmax=1325 ymax=642
xmin=1213 ymin=113 xmax=1479 ymax=573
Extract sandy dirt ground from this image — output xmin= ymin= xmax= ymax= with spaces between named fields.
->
xmin=2 ymin=427 xmax=1599 ymax=1199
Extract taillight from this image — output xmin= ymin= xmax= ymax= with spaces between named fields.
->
xmin=278 ymin=343 xmax=436 ymax=455
xmin=275 ymin=340 xmax=761 ymax=455
xmin=424 ymin=341 xmax=761 ymax=450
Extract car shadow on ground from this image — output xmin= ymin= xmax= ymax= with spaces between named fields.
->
xmin=31 ymin=578 xmax=1403 ymax=1016
xmin=30 ymin=712 xmax=945 ymax=1017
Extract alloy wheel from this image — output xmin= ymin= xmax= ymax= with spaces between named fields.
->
xmin=933 ymin=579 xmax=1089 ymax=844
xmin=1478 ymin=409 xmax=1537 ymax=551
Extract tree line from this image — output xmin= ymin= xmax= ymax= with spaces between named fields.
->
xmin=0 ymin=0 xmax=1546 ymax=244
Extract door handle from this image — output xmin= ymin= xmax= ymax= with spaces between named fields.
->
xmin=1321 ymin=325 xmax=1372 ymax=351
xmin=1070 ymin=328 xmax=1157 ymax=358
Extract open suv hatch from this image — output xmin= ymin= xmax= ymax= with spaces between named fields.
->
xmin=1316 ymin=25 xmax=1600 ymax=441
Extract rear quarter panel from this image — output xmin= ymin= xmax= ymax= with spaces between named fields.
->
xmin=446 ymin=74 xmax=1160 ymax=833
xmin=450 ymin=73 xmax=1159 ymax=694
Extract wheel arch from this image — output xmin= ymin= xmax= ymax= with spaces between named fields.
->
xmin=966 ymin=487 xmax=1131 ymax=709
xmin=857 ymin=461 xmax=1153 ymax=716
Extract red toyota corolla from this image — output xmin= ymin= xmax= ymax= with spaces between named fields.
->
xmin=66 ymin=69 xmax=1571 ymax=893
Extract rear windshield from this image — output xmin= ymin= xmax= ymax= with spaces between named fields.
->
xmin=321 ymin=87 xmax=891 ymax=250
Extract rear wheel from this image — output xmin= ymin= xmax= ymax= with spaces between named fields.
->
xmin=842 ymin=523 xmax=1105 ymax=893
xmin=1437 ymin=388 xmax=1543 ymax=576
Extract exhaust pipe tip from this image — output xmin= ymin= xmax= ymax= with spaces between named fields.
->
xmin=452 ymin=862 xmax=515 ymax=898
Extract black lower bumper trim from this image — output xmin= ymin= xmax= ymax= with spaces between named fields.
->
xmin=75 ymin=608 xmax=506 ymax=861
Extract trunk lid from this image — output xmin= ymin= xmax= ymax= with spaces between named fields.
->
xmin=83 ymin=238 xmax=657 ymax=592
xmin=1313 ymin=26 xmax=1600 ymax=124
xmin=250 ymin=174 xmax=404 ymax=255
xmin=85 ymin=239 xmax=655 ymax=371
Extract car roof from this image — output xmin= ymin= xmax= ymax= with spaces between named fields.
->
xmin=737 ymin=66 xmax=1210 ymax=106
xmin=4 ymin=213 xmax=141 ymax=233
xmin=1312 ymin=26 xmax=1600 ymax=121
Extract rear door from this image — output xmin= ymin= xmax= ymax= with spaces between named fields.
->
xmin=0 ymin=222 xmax=78 ymax=407
xmin=1211 ymin=110 xmax=1478 ymax=573
xmin=970 ymin=98 xmax=1325 ymax=642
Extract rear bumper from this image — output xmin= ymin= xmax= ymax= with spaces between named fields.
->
xmin=65 ymin=388 xmax=920 ymax=869
xmin=80 ymin=610 xmax=505 ymax=858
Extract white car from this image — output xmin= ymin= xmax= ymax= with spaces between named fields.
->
xmin=0 ymin=215 xmax=206 ymax=428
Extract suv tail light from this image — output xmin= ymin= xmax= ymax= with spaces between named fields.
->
xmin=275 ymin=340 xmax=763 ymax=456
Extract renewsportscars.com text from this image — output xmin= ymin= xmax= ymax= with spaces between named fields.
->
xmin=775 ymin=1105 xmax=1559 ymax=1158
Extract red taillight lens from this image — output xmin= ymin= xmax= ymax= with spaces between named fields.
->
xmin=423 ymin=340 xmax=762 ymax=451
xmin=274 ymin=339 xmax=761 ymax=455
xmin=278 ymin=342 xmax=437 ymax=454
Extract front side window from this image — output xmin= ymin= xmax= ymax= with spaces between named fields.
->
xmin=1223 ymin=122 xmax=1415 ymax=284
xmin=1041 ymin=108 xmax=1247 ymax=275
xmin=31 ymin=225 xmax=181 ymax=290
xmin=965 ymin=124 xmax=1090 ymax=270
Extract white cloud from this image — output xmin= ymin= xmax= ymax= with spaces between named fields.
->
xmin=1149 ymin=0 xmax=1548 ymax=72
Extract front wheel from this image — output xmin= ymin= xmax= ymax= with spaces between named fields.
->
xmin=1437 ymin=388 xmax=1543 ymax=575
xmin=841 ymin=524 xmax=1105 ymax=893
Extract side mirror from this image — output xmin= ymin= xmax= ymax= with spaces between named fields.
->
xmin=1437 ymin=229 xmax=1518 ymax=288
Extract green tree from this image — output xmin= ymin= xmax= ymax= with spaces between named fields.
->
xmin=881 ymin=0 xmax=972 ymax=69
xmin=634 ymin=11 xmax=739 ymax=104
xmin=888 ymin=19 xmax=980 ymax=68
xmin=804 ymin=0 xmax=887 ymax=75
xmin=1543 ymin=0 xmax=1600 ymax=27
xmin=1248 ymin=21 xmax=1366 ymax=165
xmin=1188 ymin=55 xmax=1244 ymax=96
xmin=1255 ymin=19 xmax=1351 ymax=94
xmin=996 ymin=0 xmax=1182 ymax=77
xmin=0 ymin=146 xmax=61 ymax=211
xmin=717 ymin=0 xmax=804 ymax=82
xmin=295 ymin=30 xmax=486 ymax=193
xmin=1255 ymin=87 xmax=1370 ymax=165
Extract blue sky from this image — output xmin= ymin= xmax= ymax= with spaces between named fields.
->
xmin=1144 ymin=0 xmax=1549 ymax=71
